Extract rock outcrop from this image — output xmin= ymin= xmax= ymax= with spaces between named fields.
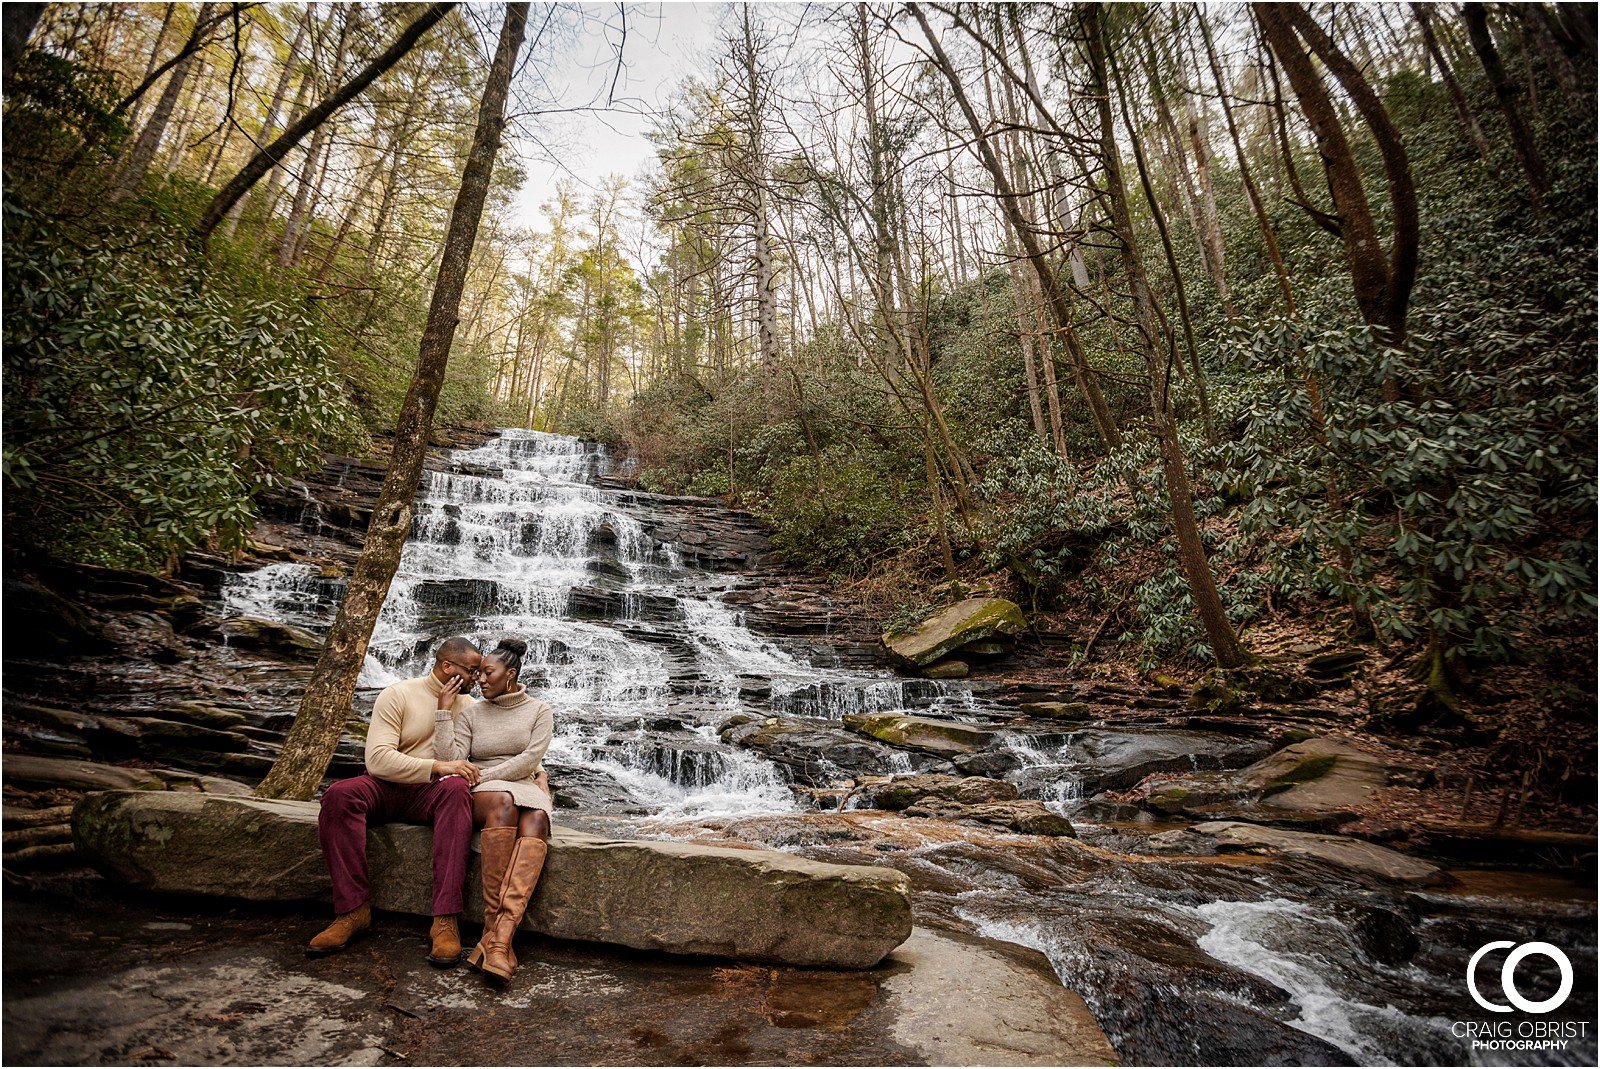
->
xmin=881 ymin=598 xmax=1025 ymax=671
xmin=1138 ymin=736 xmax=1413 ymax=825
xmin=719 ymin=715 xmax=954 ymax=785
xmin=850 ymin=775 xmax=1076 ymax=836
xmin=856 ymin=773 xmax=1019 ymax=810
xmin=1235 ymin=737 xmax=1390 ymax=812
xmin=72 ymin=791 xmax=913 ymax=968
xmin=842 ymin=713 xmax=993 ymax=756
xmin=1188 ymin=820 xmax=1448 ymax=885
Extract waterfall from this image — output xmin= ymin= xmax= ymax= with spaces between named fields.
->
xmin=220 ymin=429 xmax=975 ymax=817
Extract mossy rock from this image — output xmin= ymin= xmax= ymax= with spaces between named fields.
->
xmin=902 ymin=798 xmax=1076 ymax=837
xmin=1189 ymin=674 xmax=1245 ymax=714
xmin=1019 ymin=701 xmax=1091 ymax=721
xmin=1234 ymin=661 xmax=1317 ymax=702
xmin=842 ymin=713 xmax=992 ymax=756
xmin=882 ymin=598 xmax=1025 ymax=670
xmin=166 ymin=702 xmax=248 ymax=730
xmin=1145 ymin=785 xmax=1194 ymax=814
xmin=1259 ymin=755 xmax=1339 ymax=798
xmin=860 ymin=774 xmax=1018 ymax=811
xmin=923 ymin=660 xmax=969 ymax=680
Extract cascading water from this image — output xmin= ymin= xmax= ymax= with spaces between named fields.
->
xmin=222 ymin=429 xmax=970 ymax=818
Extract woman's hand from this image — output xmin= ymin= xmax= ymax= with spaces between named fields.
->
xmin=433 ymin=759 xmax=480 ymax=785
xmin=437 ymin=675 xmax=462 ymax=711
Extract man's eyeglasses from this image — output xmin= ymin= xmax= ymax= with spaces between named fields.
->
xmin=442 ymin=659 xmax=481 ymax=679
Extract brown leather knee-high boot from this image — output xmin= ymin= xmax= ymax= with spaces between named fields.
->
xmin=480 ymin=835 xmax=548 ymax=983
xmin=467 ymin=827 xmax=517 ymax=972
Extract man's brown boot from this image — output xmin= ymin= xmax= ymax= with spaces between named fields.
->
xmin=307 ymin=902 xmax=371 ymax=956
xmin=428 ymin=914 xmax=463 ymax=967
xmin=467 ymin=827 xmax=516 ymax=972
xmin=481 ymin=836 xmax=548 ymax=984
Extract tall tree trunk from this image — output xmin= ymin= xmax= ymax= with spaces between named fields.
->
xmin=1463 ymin=2 xmax=1548 ymax=212
xmin=910 ymin=2 xmax=1122 ymax=451
xmin=121 ymin=3 xmax=175 ymax=130
xmin=256 ymin=1 xmax=529 ymax=800
xmin=1111 ymin=44 xmax=1216 ymax=445
xmin=1412 ymin=4 xmax=1493 ymax=160
xmin=1197 ymin=10 xmax=1296 ymax=317
xmin=195 ymin=2 xmax=454 ymax=243
xmin=1083 ymin=4 xmax=1245 ymax=670
xmin=111 ymin=3 xmax=215 ymax=201
xmin=225 ymin=4 xmax=312 ymax=239
xmin=278 ymin=8 xmax=352 ymax=268
xmin=739 ymin=8 xmax=781 ymax=392
xmin=1 ymin=3 xmax=44 ymax=87
xmin=1256 ymin=2 xmax=1420 ymax=351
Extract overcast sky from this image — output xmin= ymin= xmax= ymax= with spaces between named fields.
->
xmin=505 ymin=3 xmax=736 ymax=233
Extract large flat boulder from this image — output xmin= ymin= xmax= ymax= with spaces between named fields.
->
xmin=882 ymin=598 xmax=1025 ymax=669
xmin=71 ymin=791 xmax=912 ymax=969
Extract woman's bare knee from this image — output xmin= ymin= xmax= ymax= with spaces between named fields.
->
xmin=518 ymin=807 xmax=550 ymax=839
xmin=475 ymin=792 xmax=518 ymax=827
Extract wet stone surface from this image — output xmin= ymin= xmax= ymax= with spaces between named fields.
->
xmin=2 ymin=884 xmax=1111 ymax=1067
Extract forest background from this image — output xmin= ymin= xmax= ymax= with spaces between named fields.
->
xmin=2 ymin=2 xmax=1595 ymax=804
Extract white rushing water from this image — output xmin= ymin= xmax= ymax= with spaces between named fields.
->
xmin=221 ymin=429 xmax=978 ymax=818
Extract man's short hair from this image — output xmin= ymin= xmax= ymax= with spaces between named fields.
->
xmin=436 ymin=636 xmax=479 ymax=662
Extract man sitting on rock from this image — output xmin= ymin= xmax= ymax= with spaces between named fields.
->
xmin=308 ymin=636 xmax=483 ymax=965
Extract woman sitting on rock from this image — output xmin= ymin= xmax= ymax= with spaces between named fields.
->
xmin=433 ymin=636 xmax=554 ymax=984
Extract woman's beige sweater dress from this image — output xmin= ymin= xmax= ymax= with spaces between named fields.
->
xmin=434 ymin=685 xmax=554 ymax=814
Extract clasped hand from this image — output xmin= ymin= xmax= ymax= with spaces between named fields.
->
xmin=433 ymin=758 xmax=480 ymax=785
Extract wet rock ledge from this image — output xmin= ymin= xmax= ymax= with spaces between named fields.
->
xmin=72 ymin=790 xmax=913 ymax=970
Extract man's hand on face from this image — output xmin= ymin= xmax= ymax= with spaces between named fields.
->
xmin=433 ymin=759 xmax=481 ymax=785
xmin=437 ymin=675 xmax=464 ymax=711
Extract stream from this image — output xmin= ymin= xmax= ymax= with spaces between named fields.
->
xmin=219 ymin=429 xmax=1596 ymax=1066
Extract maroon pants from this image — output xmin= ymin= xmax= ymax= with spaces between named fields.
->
xmin=318 ymin=774 xmax=473 ymax=916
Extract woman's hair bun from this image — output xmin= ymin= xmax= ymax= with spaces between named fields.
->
xmin=496 ymin=637 xmax=528 ymax=658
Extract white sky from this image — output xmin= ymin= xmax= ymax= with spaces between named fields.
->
xmin=506 ymin=2 xmax=736 ymax=232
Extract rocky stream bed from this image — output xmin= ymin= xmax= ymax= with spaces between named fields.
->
xmin=3 ymin=427 xmax=1596 ymax=1066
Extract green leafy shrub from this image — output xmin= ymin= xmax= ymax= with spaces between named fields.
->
xmin=2 ymin=195 xmax=360 ymax=569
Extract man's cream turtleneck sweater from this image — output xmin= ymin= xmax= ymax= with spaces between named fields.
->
xmin=364 ymin=672 xmax=475 ymax=783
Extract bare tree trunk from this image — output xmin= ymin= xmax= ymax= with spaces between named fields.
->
xmin=278 ymin=9 xmax=352 ymax=268
xmin=1111 ymin=44 xmax=1216 ymax=445
xmin=736 ymin=7 xmax=781 ymax=391
xmin=112 ymin=3 xmax=215 ymax=201
xmin=224 ymin=4 xmax=312 ymax=239
xmin=1412 ymin=4 xmax=1492 ymax=159
xmin=911 ymin=2 xmax=1122 ymax=451
xmin=1463 ymin=2 xmax=1548 ymax=212
xmin=162 ymin=57 xmax=210 ymax=177
xmin=1256 ymin=2 xmax=1420 ymax=351
xmin=256 ymin=1 xmax=530 ymax=801
xmin=1198 ymin=10 xmax=1296 ymax=317
xmin=1084 ymin=4 xmax=1244 ymax=669
xmin=120 ymin=3 xmax=175 ymax=130
xmin=195 ymin=2 xmax=454 ymax=243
